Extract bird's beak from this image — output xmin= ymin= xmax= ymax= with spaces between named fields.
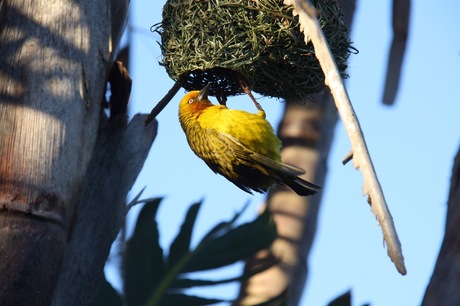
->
xmin=197 ymin=83 xmax=210 ymax=101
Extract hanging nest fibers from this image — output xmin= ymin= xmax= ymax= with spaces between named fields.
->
xmin=157 ymin=0 xmax=351 ymax=100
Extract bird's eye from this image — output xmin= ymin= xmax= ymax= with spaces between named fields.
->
xmin=188 ymin=99 xmax=194 ymax=104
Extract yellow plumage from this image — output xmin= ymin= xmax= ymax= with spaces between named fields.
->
xmin=178 ymin=84 xmax=319 ymax=196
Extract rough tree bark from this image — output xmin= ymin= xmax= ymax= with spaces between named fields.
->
xmin=422 ymin=146 xmax=460 ymax=305
xmin=237 ymin=1 xmax=356 ymax=305
xmin=0 ymin=1 xmax=155 ymax=305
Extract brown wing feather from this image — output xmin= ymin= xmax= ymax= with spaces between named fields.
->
xmin=209 ymin=131 xmax=320 ymax=195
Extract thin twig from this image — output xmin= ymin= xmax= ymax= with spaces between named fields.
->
xmin=342 ymin=150 xmax=354 ymax=165
xmin=144 ymin=80 xmax=183 ymax=125
xmin=287 ymin=0 xmax=406 ymax=275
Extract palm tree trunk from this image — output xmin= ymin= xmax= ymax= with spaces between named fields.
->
xmin=422 ymin=145 xmax=460 ymax=305
xmin=0 ymin=1 xmax=154 ymax=305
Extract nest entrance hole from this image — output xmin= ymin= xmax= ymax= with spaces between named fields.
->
xmin=180 ymin=67 xmax=249 ymax=97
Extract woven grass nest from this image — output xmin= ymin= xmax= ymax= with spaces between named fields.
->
xmin=159 ymin=0 xmax=351 ymax=100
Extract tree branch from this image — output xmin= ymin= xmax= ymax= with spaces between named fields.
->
xmin=382 ymin=0 xmax=411 ymax=105
xmin=287 ymin=0 xmax=406 ymax=275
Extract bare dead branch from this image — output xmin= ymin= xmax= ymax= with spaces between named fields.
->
xmin=286 ymin=0 xmax=406 ymax=275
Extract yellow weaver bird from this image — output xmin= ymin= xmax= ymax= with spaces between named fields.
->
xmin=178 ymin=84 xmax=320 ymax=196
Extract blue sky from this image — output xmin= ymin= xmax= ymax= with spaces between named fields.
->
xmin=107 ymin=1 xmax=460 ymax=305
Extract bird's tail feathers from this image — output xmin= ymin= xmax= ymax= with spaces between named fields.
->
xmin=286 ymin=176 xmax=320 ymax=196
xmin=219 ymin=132 xmax=320 ymax=196
xmin=254 ymin=154 xmax=320 ymax=196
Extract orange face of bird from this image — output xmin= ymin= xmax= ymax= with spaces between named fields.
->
xmin=179 ymin=84 xmax=213 ymax=117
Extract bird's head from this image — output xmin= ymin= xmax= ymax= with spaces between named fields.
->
xmin=179 ymin=84 xmax=214 ymax=117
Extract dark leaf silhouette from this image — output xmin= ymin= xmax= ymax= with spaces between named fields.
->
xmin=95 ymin=199 xmax=278 ymax=306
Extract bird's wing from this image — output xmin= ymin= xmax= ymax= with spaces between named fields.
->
xmin=198 ymin=129 xmax=257 ymax=194
xmin=205 ymin=129 xmax=320 ymax=195
xmin=210 ymin=130 xmax=306 ymax=177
